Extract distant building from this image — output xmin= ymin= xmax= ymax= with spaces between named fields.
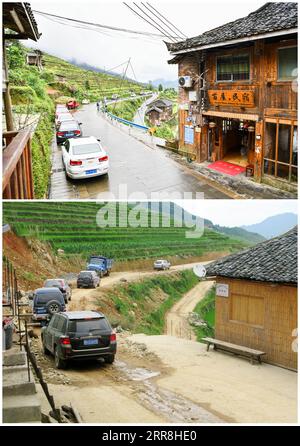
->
xmin=206 ymin=227 xmax=298 ymax=370
xmin=166 ymin=2 xmax=297 ymax=187
xmin=145 ymin=98 xmax=173 ymax=126
xmin=26 ymin=50 xmax=43 ymax=70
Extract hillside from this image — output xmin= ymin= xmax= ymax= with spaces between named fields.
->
xmin=3 ymin=202 xmax=247 ymax=263
xmin=42 ymin=52 xmax=149 ymax=102
xmin=140 ymin=202 xmax=265 ymax=245
xmin=242 ymin=213 xmax=297 ymax=239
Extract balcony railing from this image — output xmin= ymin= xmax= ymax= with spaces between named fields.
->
xmin=2 ymin=129 xmax=34 ymax=199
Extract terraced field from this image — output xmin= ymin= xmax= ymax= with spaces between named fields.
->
xmin=3 ymin=202 xmax=246 ymax=261
xmin=43 ymin=53 xmax=148 ymax=102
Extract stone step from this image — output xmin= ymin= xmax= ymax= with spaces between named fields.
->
xmin=3 ymin=350 xmax=27 ymax=367
xmin=3 ymin=394 xmax=41 ymax=423
xmin=3 ymin=364 xmax=29 ymax=375
xmin=3 ymin=380 xmax=37 ymax=397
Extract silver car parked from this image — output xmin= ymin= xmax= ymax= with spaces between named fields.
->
xmin=153 ymin=259 xmax=171 ymax=270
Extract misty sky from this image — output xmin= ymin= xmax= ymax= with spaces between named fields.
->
xmin=25 ymin=0 xmax=266 ymax=82
xmin=178 ymin=200 xmax=298 ymax=227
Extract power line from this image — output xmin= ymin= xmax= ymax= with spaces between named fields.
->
xmin=141 ymin=3 xmax=182 ymax=40
xmin=132 ymin=2 xmax=178 ymax=42
xmin=33 ymin=9 xmax=167 ymax=39
xmin=146 ymin=3 xmax=187 ymax=39
xmin=123 ymin=3 xmax=177 ymax=42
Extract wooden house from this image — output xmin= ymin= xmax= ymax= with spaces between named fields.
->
xmin=145 ymin=98 xmax=173 ymax=125
xmin=26 ymin=50 xmax=43 ymax=70
xmin=206 ymin=227 xmax=298 ymax=370
xmin=166 ymin=2 xmax=297 ymax=187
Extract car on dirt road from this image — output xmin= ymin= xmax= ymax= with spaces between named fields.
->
xmin=43 ymin=279 xmax=72 ymax=303
xmin=41 ymin=310 xmax=117 ymax=369
xmin=32 ymin=288 xmax=66 ymax=324
xmin=153 ymin=259 xmax=171 ymax=270
xmin=56 ymin=120 xmax=82 ymax=144
xmin=77 ymin=271 xmax=100 ymax=288
xmin=62 ymin=136 xmax=109 ymax=180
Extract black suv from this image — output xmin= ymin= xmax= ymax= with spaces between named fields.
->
xmin=32 ymin=288 xmax=66 ymax=324
xmin=41 ymin=311 xmax=117 ymax=369
xmin=77 ymin=271 xmax=100 ymax=288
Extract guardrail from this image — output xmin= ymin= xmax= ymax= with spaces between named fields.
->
xmin=2 ymin=129 xmax=34 ymax=199
xmin=106 ymin=111 xmax=149 ymax=131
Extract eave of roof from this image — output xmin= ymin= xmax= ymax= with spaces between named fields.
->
xmin=3 ymin=2 xmax=41 ymax=41
xmin=205 ymin=227 xmax=298 ymax=284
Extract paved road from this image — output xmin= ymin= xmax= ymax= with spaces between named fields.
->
xmin=133 ymin=93 xmax=158 ymax=126
xmin=49 ymin=103 xmax=229 ymax=199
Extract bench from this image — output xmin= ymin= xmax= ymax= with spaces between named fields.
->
xmin=202 ymin=337 xmax=266 ymax=365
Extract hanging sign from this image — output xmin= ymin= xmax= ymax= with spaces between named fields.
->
xmin=208 ymin=90 xmax=255 ymax=107
xmin=216 ymin=283 xmax=229 ymax=297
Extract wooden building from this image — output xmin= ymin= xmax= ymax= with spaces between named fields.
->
xmin=206 ymin=227 xmax=298 ymax=370
xmin=167 ymin=2 xmax=298 ymax=186
xmin=145 ymin=98 xmax=173 ymax=126
xmin=26 ymin=50 xmax=43 ymax=70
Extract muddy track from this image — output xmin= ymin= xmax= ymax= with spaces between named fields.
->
xmin=165 ymin=280 xmax=214 ymax=340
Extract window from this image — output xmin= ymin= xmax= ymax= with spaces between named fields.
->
xmin=217 ymin=54 xmax=250 ymax=81
xmin=230 ymin=294 xmax=264 ymax=327
xmin=264 ymin=122 xmax=297 ymax=182
xmin=68 ymin=318 xmax=110 ymax=334
xmin=278 ymin=47 xmax=297 ymax=81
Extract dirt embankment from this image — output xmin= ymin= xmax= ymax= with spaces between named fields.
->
xmin=3 ymin=231 xmax=83 ymax=290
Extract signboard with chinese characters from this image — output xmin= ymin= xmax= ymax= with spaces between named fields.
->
xmin=216 ymin=283 xmax=229 ymax=297
xmin=208 ymin=90 xmax=255 ymax=107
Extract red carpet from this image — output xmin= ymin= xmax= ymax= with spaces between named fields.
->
xmin=207 ymin=161 xmax=246 ymax=176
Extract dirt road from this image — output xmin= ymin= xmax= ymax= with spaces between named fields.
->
xmin=68 ymin=261 xmax=213 ymax=311
xmin=165 ymin=280 xmax=214 ymax=339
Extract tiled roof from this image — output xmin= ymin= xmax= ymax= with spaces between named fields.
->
xmin=167 ymin=2 xmax=297 ymax=53
xmin=146 ymin=106 xmax=163 ymax=114
xmin=206 ymin=226 xmax=298 ymax=284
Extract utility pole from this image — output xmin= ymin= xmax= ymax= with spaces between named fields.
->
xmin=2 ymin=39 xmax=15 ymax=131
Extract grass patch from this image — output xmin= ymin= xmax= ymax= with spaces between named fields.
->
xmin=192 ymin=285 xmax=216 ymax=341
xmin=107 ymin=98 xmax=144 ymax=121
xmin=96 ymin=270 xmax=199 ymax=333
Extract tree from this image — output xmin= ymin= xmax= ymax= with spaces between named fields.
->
xmin=158 ymin=83 xmax=163 ymax=92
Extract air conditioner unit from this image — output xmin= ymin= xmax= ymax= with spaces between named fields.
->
xmin=178 ymin=76 xmax=193 ymax=88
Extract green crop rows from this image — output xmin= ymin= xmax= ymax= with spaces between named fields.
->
xmin=3 ymin=202 xmax=246 ymax=261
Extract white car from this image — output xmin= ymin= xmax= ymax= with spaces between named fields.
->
xmin=153 ymin=260 xmax=171 ymax=270
xmin=62 ymin=136 xmax=109 ymax=180
xmin=55 ymin=105 xmax=69 ymax=116
xmin=55 ymin=113 xmax=74 ymax=127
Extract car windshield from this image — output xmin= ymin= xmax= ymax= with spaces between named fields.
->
xmin=79 ymin=272 xmax=92 ymax=278
xmin=68 ymin=318 xmax=109 ymax=333
xmin=45 ymin=280 xmax=61 ymax=287
xmin=89 ymin=258 xmax=104 ymax=265
xmin=72 ymin=143 xmax=101 ymax=155
xmin=60 ymin=122 xmax=78 ymax=130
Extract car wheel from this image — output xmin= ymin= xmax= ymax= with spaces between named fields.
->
xmin=54 ymin=347 xmax=67 ymax=369
xmin=41 ymin=336 xmax=50 ymax=355
xmin=105 ymin=355 xmax=115 ymax=364
xmin=46 ymin=300 xmax=62 ymax=315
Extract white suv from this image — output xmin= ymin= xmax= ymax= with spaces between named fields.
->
xmin=153 ymin=260 xmax=171 ymax=270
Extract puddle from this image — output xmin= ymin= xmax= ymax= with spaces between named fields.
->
xmin=115 ymin=360 xmax=160 ymax=381
xmin=114 ymin=360 xmax=222 ymax=423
